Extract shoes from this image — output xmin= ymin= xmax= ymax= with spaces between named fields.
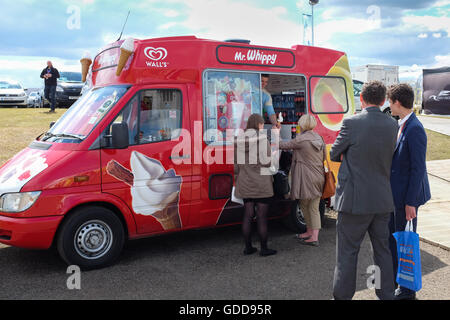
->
xmin=294 ymin=234 xmax=311 ymax=240
xmin=260 ymin=248 xmax=277 ymax=256
xmin=243 ymin=246 xmax=257 ymax=255
xmin=298 ymin=238 xmax=319 ymax=247
xmin=394 ymin=288 xmax=416 ymax=300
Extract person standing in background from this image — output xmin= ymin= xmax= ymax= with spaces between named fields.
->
xmin=387 ymin=83 xmax=431 ymax=300
xmin=330 ymin=81 xmax=398 ymax=300
xmin=40 ymin=61 xmax=60 ymax=113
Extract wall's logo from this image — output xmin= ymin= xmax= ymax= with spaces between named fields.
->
xmin=144 ymin=47 xmax=169 ymax=68
xmin=144 ymin=47 xmax=168 ymax=61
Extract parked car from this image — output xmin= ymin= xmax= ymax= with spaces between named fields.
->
xmin=56 ymin=72 xmax=84 ymax=108
xmin=0 ymin=80 xmax=27 ymax=107
xmin=27 ymin=91 xmax=41 ymax=108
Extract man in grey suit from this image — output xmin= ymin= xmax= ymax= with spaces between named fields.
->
xmin=330 ymin=81 xmax=398 ymax=300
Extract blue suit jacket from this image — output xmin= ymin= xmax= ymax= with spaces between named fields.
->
xmin=390 ymin=113 xmax=431 ymax=209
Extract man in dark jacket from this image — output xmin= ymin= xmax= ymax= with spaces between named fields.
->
xmin=388 ymin=83 xmax=431 ymax=300
xmin=40 ymin=61 xmax=60 ymax=113
xmin=330 ymin=81 xmax=398 ymax=300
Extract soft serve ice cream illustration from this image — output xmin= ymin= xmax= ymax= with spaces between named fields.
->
xmin=106 ymin=151 xmax=182 ymax=230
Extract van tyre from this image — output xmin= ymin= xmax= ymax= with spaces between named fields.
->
xmin=282 ymin=202 xmax=307 ymax=234
xmin=57 ymin=206 xmax=125 ymax=270
xmin=283 ymin=200 xmax=326 ymax=232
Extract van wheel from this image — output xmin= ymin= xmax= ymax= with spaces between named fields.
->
xmin=57 ymin=206 xmax=125 ymax=270
xmin=282 ymin=202 xmax=307 ymax=234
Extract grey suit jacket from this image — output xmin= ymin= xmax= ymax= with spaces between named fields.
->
xmin=330 ymin=107 xmax=398 ymax=214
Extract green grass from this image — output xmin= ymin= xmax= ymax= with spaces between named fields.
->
xmin=0 ymin=108 xmax=64 ymax=166
xmin=425 ymin=129 xmax=450 ymax=161
xmin=0 ymin=109 xmax=449 ymax=167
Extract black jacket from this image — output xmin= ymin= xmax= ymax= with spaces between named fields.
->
xmin=40 ymin=67 xmax=60 ymax=86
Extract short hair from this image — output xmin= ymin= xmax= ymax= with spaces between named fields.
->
xmin=261 ymin=74 xmax=270 ymax=79
xmin=245 ymin=113 xmax=265 ymax=131
xmin=361 ymin=80 xmax=386 ymax=106
xmin=387 ymin=83 xmax=415 ymax=109
xmin=298 ymin=114 xmax=317 ymax=132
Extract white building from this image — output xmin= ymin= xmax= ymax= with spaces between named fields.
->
xmin=352 ymin=64 xmax=399 ymax=87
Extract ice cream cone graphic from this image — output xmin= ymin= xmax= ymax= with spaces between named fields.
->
xmin=116 ymin=38 xmax=134 ymax=76
xmin=151 ymin=191 xmax=182 ymax=230
xmin=80 ymin=52 xmax=92 ymax=82
xmin=105 ymin=151 xmax=183 ymax=230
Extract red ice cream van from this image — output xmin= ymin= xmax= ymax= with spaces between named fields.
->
xmin=0 ymin=36 xmax=355 ymax=269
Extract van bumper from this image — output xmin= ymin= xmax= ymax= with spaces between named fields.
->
xmin=0 ymin=215 xmax=63 ymax=249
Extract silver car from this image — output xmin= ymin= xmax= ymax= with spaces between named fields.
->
xmin=0 ymin=81 xmax=28 ymax=107
xmin=27 ymin=91 xmax=41 ymax=108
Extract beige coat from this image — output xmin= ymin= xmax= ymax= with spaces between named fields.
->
xmin=279 ymin=130 xmax=326 ymax=200
xmin=234 ymin=130 xmax=274 ymax=199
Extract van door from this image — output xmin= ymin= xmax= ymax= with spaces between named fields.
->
xmin=100 ymin=85 xmax=191 ymax=234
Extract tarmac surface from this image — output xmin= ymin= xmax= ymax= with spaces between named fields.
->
xmin=417 ymin=115 xmax=450 ymax=136
xmin=0 ymin=210 xmax=449 ymax=300
xmin=418 ymin=159 xmax=450 ymax=250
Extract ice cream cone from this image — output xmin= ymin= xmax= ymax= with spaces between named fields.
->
xmin=116 ymin=48 xmax=133 ymax=76
xmin=80 ymin=58 xmax=92 ymax=82
xmin=152 ymin=192 xmax=182 ymax=230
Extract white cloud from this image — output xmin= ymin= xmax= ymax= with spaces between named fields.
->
xmin=158 ymin=22 xmax=178 ymax=30
xmin=164 ymin=9 xmax=179 ymax=18
xmin=431 ymin=0 xmax=450 ymax=7
xmin=418 ymin=33 xmax=428 ymax=38
xmin=176 ymin=0 xmax=302 ymax=49
xmin=433 ymin=54 xmax=450 ymax=67
xmin=402 ymin=15 xmax=450 ymax=37
xmin=432 ymin=32 xmax=442 ymax=38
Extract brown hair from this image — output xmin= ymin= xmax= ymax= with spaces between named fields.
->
xmin=361 ymin=80 xmax=386 ymax=106
xmin=387 ymin=83 xmax=415 ymax=109
xmin=245 ymin=113 xmax=265 ymax=131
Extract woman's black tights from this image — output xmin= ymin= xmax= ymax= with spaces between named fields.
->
xmin=242 ymin=201 xmax=276 ymax=255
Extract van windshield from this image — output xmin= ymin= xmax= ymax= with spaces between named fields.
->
xmin=42 ymin=85 xmax=129 ymax=142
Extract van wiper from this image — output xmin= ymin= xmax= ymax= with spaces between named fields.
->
xmin=42 ymin=132 xmax=84 ymax=141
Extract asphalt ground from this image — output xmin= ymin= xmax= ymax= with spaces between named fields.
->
xmin=0 ymin=212 xmax=448 ymax=300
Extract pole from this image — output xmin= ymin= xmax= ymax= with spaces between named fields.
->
xmin=311 ymin=4 xmax=314 ymax=46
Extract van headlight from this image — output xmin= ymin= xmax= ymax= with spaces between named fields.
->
xmin=56 ymin=85 xmax=64 ymax=92
xmin=0 ymin=192 xmax=41 ymax=213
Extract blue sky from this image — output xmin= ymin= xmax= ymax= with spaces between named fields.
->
xmin=0 ymin=0 xmax=449 ymax=88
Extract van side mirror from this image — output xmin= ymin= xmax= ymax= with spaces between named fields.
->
xmin=50 ymin=121 xmax=55 ymax=128
xmin=111 ymin=123 xmax=129 ymax=149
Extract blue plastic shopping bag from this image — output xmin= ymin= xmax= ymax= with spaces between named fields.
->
xmin=393 ymin=221 xmax=422 ymax=292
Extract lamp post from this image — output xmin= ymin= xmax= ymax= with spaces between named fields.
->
xmin=309 ymin=0 xmax=319 ymax=46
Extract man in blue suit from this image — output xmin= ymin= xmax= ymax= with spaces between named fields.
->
xmin=388 ymin=83 xmax=431 ymax=300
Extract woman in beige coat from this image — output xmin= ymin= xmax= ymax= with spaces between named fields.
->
xmin=234 ymin=114 xmax=277 ymax=256
xmin=279 ymin=114 xmax=326 ymax=246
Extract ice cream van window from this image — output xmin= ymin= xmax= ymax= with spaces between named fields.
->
xmin=203 ymin=71 xmax=261 ymax=144
xmin=42 ymin=85 xmax=129 ymax=143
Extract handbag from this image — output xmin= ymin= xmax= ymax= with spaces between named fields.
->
xmin=322 ymin=158 xmax=336 ymax=199
xmin=393 ymin=221 xmax=422 ymax=292
xmin=273 ymin=170 xmax=290 ymax=197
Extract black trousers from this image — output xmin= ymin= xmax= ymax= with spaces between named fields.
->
xmin=44 ymin=85 xmax=57 ymax=111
